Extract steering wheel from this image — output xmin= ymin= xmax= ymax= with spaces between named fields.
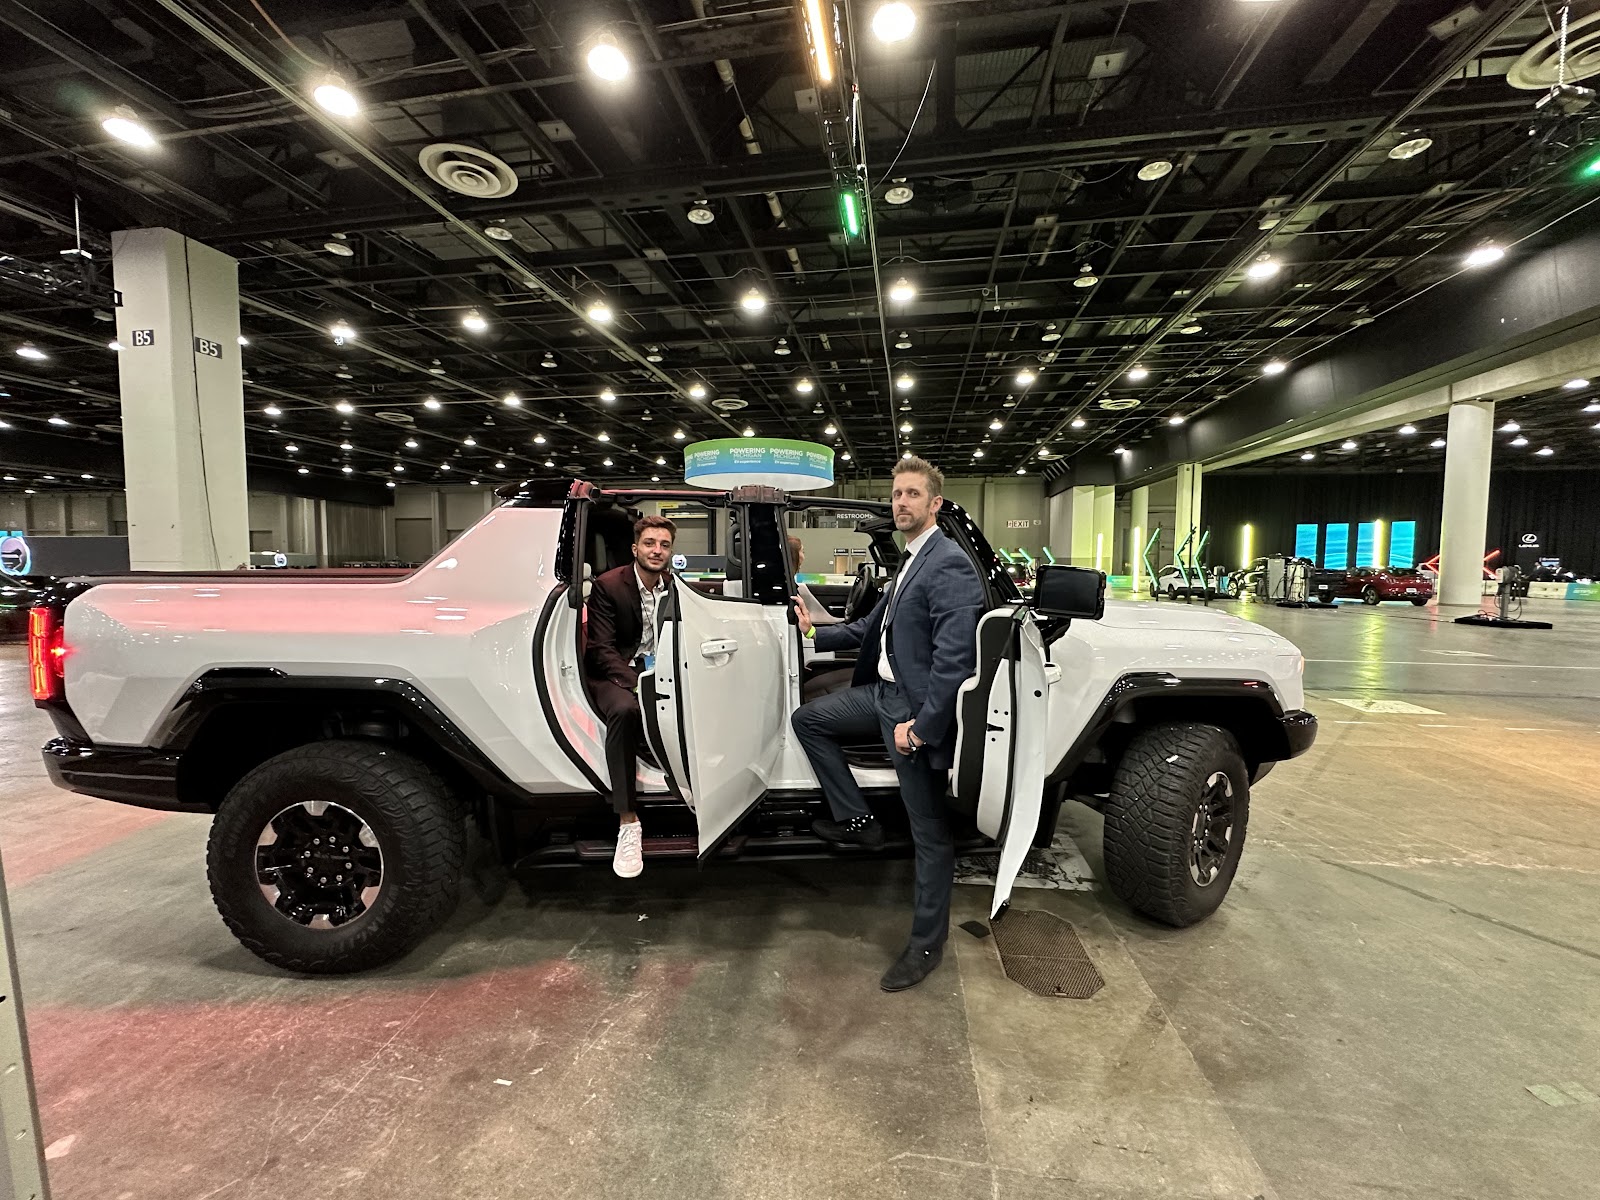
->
xmin=843 ymin=564 xmax=881 ymax=623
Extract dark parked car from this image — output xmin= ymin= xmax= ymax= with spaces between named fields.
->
xmin=0 ymin=577 xmax=52 ymax=642
xmin=1311 ymin=566 xmax=1434 ymax=606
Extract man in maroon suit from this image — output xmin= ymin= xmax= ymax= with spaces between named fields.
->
xmin=584 ymin=515 xmax=676 ymax=878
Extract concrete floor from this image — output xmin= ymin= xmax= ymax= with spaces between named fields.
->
xmin=3 ymin=596 xmax=1598 ymax=1199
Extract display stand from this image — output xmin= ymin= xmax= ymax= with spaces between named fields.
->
xmin=0 ymin=846 xmax=51 ymax=1199
xmin=1454 ymin=567 xmax=1553 ymax=630
xmin=1271 ymin=557 xmax=1337 ymax=611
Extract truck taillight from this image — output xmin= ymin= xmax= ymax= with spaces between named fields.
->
xmin=28 ymin=606 xmax=65 ymax=702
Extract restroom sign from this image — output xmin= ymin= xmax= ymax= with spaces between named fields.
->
xmin=131 ymin=329 xmax=155 ymax=347
xmin=193 ymin=336 xmax=223 ymax=358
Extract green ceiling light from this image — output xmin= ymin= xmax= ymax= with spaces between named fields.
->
xmin=1583 ymin=151 xmax=1600 ymax=178
xmin=839 ymin=189 xmax=861 ymax=238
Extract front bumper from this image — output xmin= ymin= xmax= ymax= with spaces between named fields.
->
xmin=1280 ymin=710 xmax=1318 ymax=758
xmin=42 ymin=737 xmax=205 ymax=812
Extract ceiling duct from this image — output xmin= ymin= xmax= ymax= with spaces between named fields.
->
xmin=1099 ymin=396 xmax=1141 ymax=411
xmin=1508 ymin=10 xmax=1600 ymax=89
xmin=417 ymin=143 xmax=520 ymax=198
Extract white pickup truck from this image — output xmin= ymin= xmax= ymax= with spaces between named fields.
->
xmin=29 ymin=480 xmax=1316 ymax=974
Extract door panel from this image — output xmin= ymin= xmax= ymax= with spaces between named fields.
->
xmin=647 ymin=580 xmax=790 ymax=858
xmin=954 ymin=607 xmax=1051 ymax=918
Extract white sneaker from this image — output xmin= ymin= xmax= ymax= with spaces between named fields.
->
xmin=613 ymin=821 xmax=644 ymax=879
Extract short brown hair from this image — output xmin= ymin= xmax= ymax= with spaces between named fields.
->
xmin=893 ymin=455 xmax=944 ymax=496
xmin=634 ymin=515 xmax=677 ymax=543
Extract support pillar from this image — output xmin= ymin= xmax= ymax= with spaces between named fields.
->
xmin=1173 ymin=463 xmax=1203 ymax=549
xmin=1092 ymin=485 xmax=1115 ymax=573
xmin=1129 ymin=486 xmax=1150 ymax=580
xmin=1439 ymin=400 xmax=1494 ymax=606
xmin=112 ymin=228 xmax=248 ymax=570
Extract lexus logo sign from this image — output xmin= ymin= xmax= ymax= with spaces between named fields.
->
xmin=1520 ymin=532 xmax=1540 ymax=545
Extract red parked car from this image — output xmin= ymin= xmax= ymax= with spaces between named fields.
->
xmin=1311 ymin=566 xmax=1434 ymax=606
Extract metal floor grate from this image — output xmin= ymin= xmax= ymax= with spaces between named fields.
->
xmin=990 ymin=908 xmax=1104 ymax=999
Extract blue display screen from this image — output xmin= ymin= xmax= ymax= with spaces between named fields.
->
xmin=1356 ymin=522 xmax=1377 ymax=567
xmin=1324 ymin=524 xmax=1350 ymax=570
xmin=1389 ymin=521 xmax=1416 ymax=569
xmin=1294 ymin=524 xmax=1319 ymax=561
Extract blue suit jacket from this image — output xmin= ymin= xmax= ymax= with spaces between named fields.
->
xmin=814 ymin=528 xmax=985 ymax=769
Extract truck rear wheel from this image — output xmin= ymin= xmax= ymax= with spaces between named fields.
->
xmin=206 ymin=740 xmax=464 ymax=974
xmin=1102 ymin=723 xmax=1249 ymax=928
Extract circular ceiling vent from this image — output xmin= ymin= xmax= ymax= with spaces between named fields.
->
xmin=374 ymin=410 xmax=417 ymax=425
xmin=417 ymin=143 xmax=520 ymax=198
xmin=711 ymin=396 xmax=748 ymax=411
xmin=1099 ymin=396 xmax=1142 ymax=411
xmin=563 ymin=462 xmax=584 ymax=474
xmin=1507 ymin=12 xmax=1600 ymax=89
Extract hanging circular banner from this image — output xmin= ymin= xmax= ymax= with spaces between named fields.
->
xmin=683 ymin=438 xmax=834 ymax=491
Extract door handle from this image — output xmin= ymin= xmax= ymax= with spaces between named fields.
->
xmin=700 ymin=638 xmax=738 ymax=657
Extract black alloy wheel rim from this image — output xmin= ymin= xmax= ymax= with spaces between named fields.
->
xmin=256 ymin=801 xmax=384 ymax=928
xmin=1189 ymin=771 xmax=1235 ymax=887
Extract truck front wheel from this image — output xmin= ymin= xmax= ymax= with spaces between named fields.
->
xmin=206 ymin=740 xmax=464 ymax=974
xmin=1102 ymin=723 xmax=1250 ymax=927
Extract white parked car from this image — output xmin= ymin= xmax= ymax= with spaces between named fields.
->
xmin=30 ymin=480 xmax=1316 ymax=973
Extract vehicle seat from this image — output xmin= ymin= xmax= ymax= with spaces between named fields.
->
xmin=801 ymin=666 xmax=855 ymax=704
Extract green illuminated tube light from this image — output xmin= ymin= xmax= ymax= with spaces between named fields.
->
xmin=840 ymin=190 xmax=861 ymax=237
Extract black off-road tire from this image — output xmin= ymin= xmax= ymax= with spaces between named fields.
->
xmin=1102 ymin=723 xmax=1250 ymax=928
xmin=207 ymin=740 xmax=464 ymax=974
xmin=1362 ymin=586 xmax=1381 ymax=605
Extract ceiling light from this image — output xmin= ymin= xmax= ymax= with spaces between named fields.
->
xmin=587 ymin=33 xmax=631 ymax=82
xmin=1179 ymin=324 xmax=1202 ymax=335
xmin=1511 ymin=434 xmax=1529 ymax=446
xmin=102 ymin=107 xmax=157 ymax=148
xmin=424 ymin=397 xmax=442 ymax=410
xmin=688 ymin=382 xmax=708 ymax=400
xmin=495 ymin=460 xmax=507 ymax=469
xmin=1070 ymin=416 xmax=1087 ymax=429
xmin=1430 ymin=437 xmax=1447 ymax=448
xmin=1126 ymin=365 xmax=1149 ymax=382
xmin=655 ymin=456 xmax=666 ymax=466
xmin=884 ymin=183 xmax=915 ymax=205
xmin=1015 ymin=367 xmax=1037 ymax=386
xmin=1563 ymin=377 xmax=1589 ymax=389
xmin=586 ymin=299 xmax=614 ymax=323
xmin=1167 ymin=415 xmax=1185 ymax=426
xmin=429 ymin=361 xmax=446 ymax=375
xmin=1536 ymin=445 xmax=1555 ymax=456
xmin=687 ymin=201 xmax=715 ymax=225
xmin=1073 ymin=264 xmax=1099 ymax=288
xmin=824 ymin=423 xmax=838 ymax=436
xmin=1398 ymin=424 xmax=1417 ymax=435
xmin=462 ymin=309 xmax=489 ymax=333
xmin=841 ymin=452 xmax=852 ymax=461
xmin=673 ymin=429 xmax=687 ymax=440
xmin=541 ymin=353 xmax=556 ymax=369
xmin=1262 ymin=359 xmax=1287 ymax=375
xmin=533 ymin=434 xmax=547 ymax=445
xmin=1246 ymin=256 xmax=1281 ymax=281
xmin=237 ymin=336 xmax=249 ymax=346
xmin=263 ymin=405 xmax=282 ymax=417
xmin=774 ymin=338 xmax=791 ymax=356
xmin=285 ymin=443 xmax=300 ymax=452
xmin=895 ymin=332 xmax=913 ymax=349
xmin=483 ymin=224 xmax=516 ymax=242
xmin=335 ymin=371 xmax=354 ymax=381
xmin=313 ymin=74 xmax=361 ymax=117
xmin=1499 ymin=420 xmax=1520 ymax=432
xmin=888 ymin=277 xmax=916 ymax=305
xmin=464 ymin=436 xmax=477 ymax=446
xmin=403 ymin=438 xmax=418 ymax=450
xmin=1300 ymin=451 xmax=1315 ymax=461
xmin=645 ymin=346 xmax=663 ymax=363
xmin=387 ymin=481 xmax=396 ymax=489
xmin=597 ymin=431 xmax=610 ymax=442
xmin=899 ymin=421 xmax=913 ymax=433
xmin=796 ymin=378 xmax=815 ymax=394
xmin=342 ymin=466 xmax=353 ymax=475
xmin=1137 ymin=159 xmax=1174 ymax=182
xmin=1342 ymin=439 xmax=1358 ymax=450
xmin=1464 ymin=244 xmax=1505 ymax=268
xmin=323 ymin=239 xmax=355 ymax=257
xmin=298 ymin=467 xmax=310 ymax=475
xmin=743 ymin=427 xmax=756 ymax=437
xmin=329 ymin=320 xmax=356 ymax=342
xmin=740 ymin=287 xmax=768 ymax=313
xmin=803 ymin=0 xmax=834 ymax=84
xmin=599 ymin=388 xmax=616 ymax=403
xmin=47 ymin=416 xmax=68 ymax=427
xmin=895 ymin=373 xmax=914 ymax=391
xmin=1114 ymin=446 xmax=1129 ymax=456
xmin=335 ymin=400 xmax=354 ymax=414
xmin=1037 ymin=446 xmax=1052 ymax=457
xmin=871 ymin=2 xmax=917 ymax=42
xmin=108 ymin=340 xmax=124 ymax=352
xmin=989 ymin=419 xmax=1004 ymax=430
xmin=1389 ymin=135 xmax=1433 ymax=161
xmin=1586 ymin=402 xmax=1600 ymax=413
xmin=339 ymin=441 xmax=354 ymax=451
xmin=15 ymin=343 xmax=46 ymax=361
xmin=1040 ymin=323 xmax=1060 ymax=342
xmin=972 ymin=449 xmax=984 ymax=458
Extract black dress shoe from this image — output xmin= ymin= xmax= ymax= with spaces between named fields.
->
xmin=811 ymin=814 xmax=885 ymax=849
xmin=880 ymin=945 xmax=943 ymax=992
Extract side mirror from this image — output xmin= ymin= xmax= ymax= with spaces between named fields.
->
xmin=1031 ymin=564 xmax=1105 ymax=620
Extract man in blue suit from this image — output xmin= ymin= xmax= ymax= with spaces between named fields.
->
xmin=792 ymin=455 xmax=986 ymax=991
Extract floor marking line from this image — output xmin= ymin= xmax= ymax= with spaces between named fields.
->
xmin=1307 ymin=660 xmax=1600 ymax=669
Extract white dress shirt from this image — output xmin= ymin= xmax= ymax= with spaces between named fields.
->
xmin=633 ymin=564 xmax=667 ymax=658
xmin=878 ymin=525 xmax=937 ymax=682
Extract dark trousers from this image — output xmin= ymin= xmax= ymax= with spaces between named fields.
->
xmin=791 ymin=681 xmax=954 ymax=953
xmin=591 ymin=679 xmax=642 ymax=815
